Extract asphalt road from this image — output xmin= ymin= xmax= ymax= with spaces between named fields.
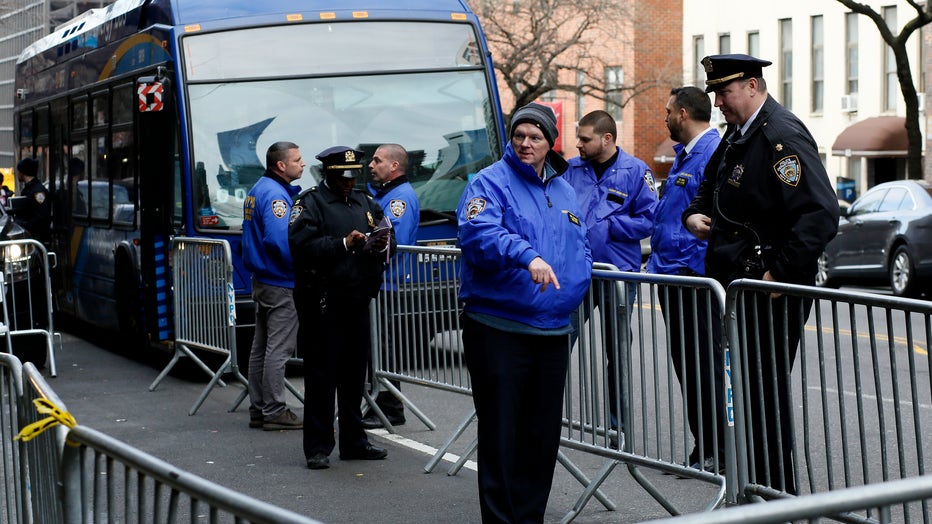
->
xmin=42 ymin=323 xmax=720 ymax=524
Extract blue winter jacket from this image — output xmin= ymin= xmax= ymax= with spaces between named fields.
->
xmin=369 ymin=177 xmax=420 ymax=286
xmin=457 ymin=143 xmax=592 ymax=329
xmin=647 ymin=128 xmax=721 ymax=275
xmin=564 ymin=147 xmax=657 ymax=272
xmin=242 ymin=171 xmax=302 ymax=288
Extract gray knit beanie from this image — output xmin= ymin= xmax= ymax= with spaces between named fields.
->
xmin=510 ymin=103 xmax=558 ymax=147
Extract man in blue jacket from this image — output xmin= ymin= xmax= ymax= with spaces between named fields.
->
xmin=242 ymin=141 xmax=304 ymax=430
xmin=363 ymin=143 xmax=419 ymax=429
xmin=647 ymin=86 xmax=723 ymax=471
xmin=458 ymin=103 xmax=591 ymax=523
xmin=564 ymin=110 xmax=657 ymax=447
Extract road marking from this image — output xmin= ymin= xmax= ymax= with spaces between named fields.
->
xmin=367 ymin=428 xmax=478 ymax=471
xmin=809 ymin=386 xmax=932 ymax=411
xmin=804 ymin=324 xmax=928 ymax=355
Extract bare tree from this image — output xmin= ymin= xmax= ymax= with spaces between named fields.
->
xmin=836 ymin=0 xmax=931 ymax=179
xmin=469 ymin=0 xmax=679 ymax=122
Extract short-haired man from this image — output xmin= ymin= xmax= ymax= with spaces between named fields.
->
xmin=564 ymin=109 xmax=657 ymax=448
xmin=363 ymin=143 xmax=419 ymax=429
xmin=242 ymin=141 xmax=305 ymax=431
xmin=647 ymin=86 xmax=723 ymax=471
xmin=684 ymin=54 xmax=839 ymax=494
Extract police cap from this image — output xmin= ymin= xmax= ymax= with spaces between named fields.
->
xmin=701 ymin=54 xmax=772 ymax=93
xmin=16 ymin=157 xmax=38 ymax=178
xmin=316 ymin=145 xmax=365 ymax=179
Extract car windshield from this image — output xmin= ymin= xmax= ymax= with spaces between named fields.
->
xmin=183 ymin=22 xmax=501 ymax=232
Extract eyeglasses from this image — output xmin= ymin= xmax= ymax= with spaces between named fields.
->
xmin=512 ymin=133 xmax=546 ymax=145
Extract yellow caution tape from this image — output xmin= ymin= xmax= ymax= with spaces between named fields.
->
xmin=14 ymin=398 xmax=77 ymax=445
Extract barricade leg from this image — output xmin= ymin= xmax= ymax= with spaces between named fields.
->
xmin=149 ymin=344 xmax=227 ymax=392
xmin=447 ymin=437 xmax=477 ymax=476
xmin=189 ymin=356 xmax=249 ymax=416
xmin=375 ymin=377 xmax=435 ymax=432
xmin=425 ymin=409 xmax=476 ymax=473
xmin=558 ymin=452 xmax=618 ymax=523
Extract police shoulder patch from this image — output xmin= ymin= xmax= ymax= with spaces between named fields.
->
xmin=34 ymin=192 xmax=46 ymax=204
xmin=773 ymin=155 xmax=802 ymax=187
xmin=271 ymin=199 xmax=288 ymax=219
xmin=465 ymin=197 xmax=486 ymax=220
xmin=289 ymin=205 xmax=303 ymax=225
xmin=389 ymin=199 xmax=407 ymax=218
xmin=644 ymin=170 xmax=656 ymax=192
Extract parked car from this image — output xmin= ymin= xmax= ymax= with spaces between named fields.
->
xmin=816 ymin=180 xmax=932 ymax=297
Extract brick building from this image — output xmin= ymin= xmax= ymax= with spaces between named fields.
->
xmin=477 ymin=0 xmax=683 ymax=179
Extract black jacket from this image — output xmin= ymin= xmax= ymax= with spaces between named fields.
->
xmin=683 ymin=95 xmax=839 ymax=285
xmin=288 ymin=181 xmax=395 ymax=302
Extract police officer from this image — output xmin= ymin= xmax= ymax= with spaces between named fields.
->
xmin=683 ymin=54 xmax=839 ymax=494
xmin=362 ymin=143 xmax=419 ymax=429
xmin=289 ymin=146 xmax=396 ymax=470
xmin=14 ymin=157 xmax=50 ymax=241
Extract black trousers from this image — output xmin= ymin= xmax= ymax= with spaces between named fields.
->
xmin=463 ymin=315 xmax=569 ymax=524
xmin=659 ymin=286 xmax=726 ymax=462
xmin=297 ymin=293 xmax=372 ymax=458
xmin=735 ymin=292 xmax=812 ymax=495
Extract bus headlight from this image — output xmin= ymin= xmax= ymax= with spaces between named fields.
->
xmin=3 ymin=243 xmax=32 ymax=278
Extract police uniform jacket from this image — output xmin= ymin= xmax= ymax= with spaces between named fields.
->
xmin=369 ymin=177 xmax=419 ymax=287
xmin=564 ymin=147 xmax=657 ymax=272
xmin=288 ymin=181 xmax=394 ymax=303
xmin=457 ymin=143 xmax=592 ymax=329
xmin=682 ymin=95 xmax=839 ymax=285
xmin=17 ymin=177 xmax=50 ymax=241
xmin=647 ymin=128 xmax=720 ymax=276
xmin=242 ymin=170 xmax=301 ymax=288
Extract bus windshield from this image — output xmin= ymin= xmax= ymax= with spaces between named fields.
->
xmin=184 ymin=21 xmax=500 ymax=232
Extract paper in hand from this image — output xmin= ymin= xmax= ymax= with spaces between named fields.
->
xmin=364 ymin=215 xmax=392 ymax=252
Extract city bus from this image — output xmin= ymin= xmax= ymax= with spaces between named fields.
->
xmin=13 ymin=0 xmax=505 ymax=350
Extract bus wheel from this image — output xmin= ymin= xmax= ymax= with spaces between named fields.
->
xmin=116 ymin=258 xmax=147 ymax=351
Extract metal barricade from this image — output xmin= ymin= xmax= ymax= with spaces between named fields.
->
xmin=725 ymin=279 xmax=932 ymax=522
xmin=20 ymin=361 xmax=68 ymax=523
xmin=370 ymin=246 xmax=734 ymax=522
xmin=0 ymin=353 xmax=25 ymax=524
xmin=645 ymin=473 xmax=932 ymax=524
xmin=4 ymin=350 xmax=321 ymax=524
xmin=59 ymin=424 xmax=321 ymax=524
xmin=0 ymin=239 xmax=60 ymax=377
xmin=149 ymin=238 xmax=249 ymax=415
xmin=558 ymin=268 xmax=732 ymax=520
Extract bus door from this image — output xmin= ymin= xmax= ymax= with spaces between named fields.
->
xmin=135 ymin=72 xmax=175 ymax=342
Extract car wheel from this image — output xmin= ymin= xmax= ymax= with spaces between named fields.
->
xmin=815 ymin=252 xmax=835 ymax=288
xmin=890 ymin=246 xmax=917 ymax=297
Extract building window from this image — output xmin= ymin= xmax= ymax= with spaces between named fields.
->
xmin=576 ymin=71 xmax=585 ymax=119
xmin=846 ymin=12 xmax=859 ymax=95
xmin=719 ymin=33 xmax=731 ymax=54
xmin=780 ymin=18 xmax=793 ymax=110
xmin=605 ymin=66 xmax=623 ymax=120
xmin=540 ymin=91 xmax=556 ymax=102
xmin=811 ymin=15 xmax=824 ymax=113
xmin=693 ymin=35 xmax=705 ymax=88
xmin=747 ymin=31 xmax=760 ymax=57
xmin=883 ymin=6 xmax=897 ymax=111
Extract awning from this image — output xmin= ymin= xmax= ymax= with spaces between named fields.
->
xmin=653 ymin=137 xmax=676 ymax=164
xmin=831 ymin=116 xmax=908 ymax=157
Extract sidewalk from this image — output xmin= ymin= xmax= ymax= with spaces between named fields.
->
xmin=45 ymin=327 xmax=717 ymax=523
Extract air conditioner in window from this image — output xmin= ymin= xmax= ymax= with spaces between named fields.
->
xmin=840 ymin=94 xmax=858 ymax=112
